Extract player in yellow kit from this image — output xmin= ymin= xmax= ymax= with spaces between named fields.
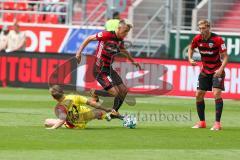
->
xmin=44 ymin=85 xmax=114 ymax=129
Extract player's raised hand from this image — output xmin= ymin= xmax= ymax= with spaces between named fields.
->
xmin=132 ymin=62 xmax=142 ymax=70
xmin=189 ymin=58 xmax=197 ymax=66
xmin=75 ymin=54 xmax=81 ymax=64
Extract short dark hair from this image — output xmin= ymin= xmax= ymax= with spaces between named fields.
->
xmin=113 ymin=12 xmax=119 ymax=19
xmin=49 ymin=85 xmax=64 ymax=100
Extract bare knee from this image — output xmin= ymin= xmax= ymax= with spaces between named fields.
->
xmin=121 ymin=85 xmax=128 ymax=95
xmin=196 ymin=90 xmax=205 ymax=101
xmin=213 ymin=89 xmax=222 ymax=99
xmin=108 ymin=88 xmax=118 ymax=97
xmin=108 ymin=85 xmax=128 ymax=97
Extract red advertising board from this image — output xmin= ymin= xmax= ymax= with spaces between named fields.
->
xmin=78 ymin=56 xmax=240 ymax=99
xmin=20 ymin=26 xmax=68 ymax=53
xmin=0 ymin=24 xmax=101 ymax=54
xmin=1 ymin=52 xmax=239 ymax=99
xmin=0 ymin=52 xmax=77 ymax=89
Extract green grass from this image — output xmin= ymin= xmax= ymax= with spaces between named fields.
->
xmin=0 ymin=87 xmax=240 ymax=160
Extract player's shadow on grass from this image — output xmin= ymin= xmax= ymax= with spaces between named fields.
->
xmin=59 ymin=126 xmax=125 ymax=131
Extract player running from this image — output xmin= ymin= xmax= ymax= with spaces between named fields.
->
xmin=44 ymin=85 xmax=114 ymax=129
xmin=188 ymin=19 xmax=228 ymax=131
xmin=75 ymin=19 xmax=141 ymax=118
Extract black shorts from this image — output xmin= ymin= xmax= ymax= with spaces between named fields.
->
xmin=197 ymin=72 xmax=225 ymax=91
xmin=93 ymin=65 xmax=123 ymax=90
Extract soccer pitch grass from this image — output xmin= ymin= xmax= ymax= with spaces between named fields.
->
xmin=0 ymin=87 xmax=239 ymax=160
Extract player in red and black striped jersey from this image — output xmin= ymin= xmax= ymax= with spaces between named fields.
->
xmin=188 ymin=19 xmax=228 ymax=131
xmin=75 ymin=19 xmax=141 ymax=119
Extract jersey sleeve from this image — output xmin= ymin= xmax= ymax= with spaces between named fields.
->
xmin=218 ymin=37 xmax=227 ymax=53
xmin=190 ymin=35 xmax=199 ymax=49
xmin=55 ymin=105 xmax=67 ymax=120
xmin=75 ymin=95 xmax=88 ymax=105
xmin=95 ymin=31 xmax=111 ymax=41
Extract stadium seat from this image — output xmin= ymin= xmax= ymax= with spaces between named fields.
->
xmin=45 ymin=14 xmax=59 ymax=24
xmin=3 ymin=13 xmax=15 ymax=22
xmin=84 ymin=0 xmax=130 ymax=25
xmin=29 ymin=14 xmax=38 ymax=23
xmin=29 ymin=14 xmax=45 ymax=23
xmin=16 ymin=13 xmax=30 ymax=23
xmin=215 ymin=1 xmax=240 ymax=31
xmin=37 ymin=14 xmax=45 ymax=23
xmin=73 ymin=12 xmax=82 ymax=22
xmin=3 ymin=1 xmax=15 ymax=10
xmin=16 ymin=2 xmax=28 ymax=10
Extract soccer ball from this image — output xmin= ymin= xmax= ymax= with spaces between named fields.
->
xmin=123 ymin=116 xmax=137 ymax=129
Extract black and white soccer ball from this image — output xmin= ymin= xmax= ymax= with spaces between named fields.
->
xmin=123 ymin=116 xmax=137 ymax=129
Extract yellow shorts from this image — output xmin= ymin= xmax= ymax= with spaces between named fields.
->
xmin=65 ymin=106 xmax=94 ymax=129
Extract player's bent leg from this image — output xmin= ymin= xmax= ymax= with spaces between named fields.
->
xmin=107 ymin=86 xmax=119 ymax=97
xmin=92 ymin=108 xmax=124 ymax=121
xmin=92 ymin=89 xmax=113 ymax=97
xmin=80 ymin=107 xmax=111 ymax=122
xmin=117 ymin=84 xmax=128 ymax=99
xmin=90 ymin=88 xmax=115 ymax=102
xmin=112 ymin=84 xmax=127 ymax=111
xmin=92 ymin=68 xmax=118 ymax=99
xmin=192 ymin=90 xmax=207 ymax=128
xmin=89 ymin=89 xmax=100 ymax=102
xmin=92 ymin=109 xmax=111 ymax=121
xmin=107 ymin=84 xmax=127 ymax=120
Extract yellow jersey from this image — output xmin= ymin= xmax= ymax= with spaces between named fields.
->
xmin=55 ymin=95 xmax=93 ymax=129
xmin=105 ymin=19 xmax=120 ymax=31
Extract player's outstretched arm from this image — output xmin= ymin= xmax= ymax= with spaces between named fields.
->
xmin=46 ymin=119 xmax=65 ymax=129
xmin=75 ymin=35 xmax=97 ymax=64
xmin=120 ymin=48 xmax=142 ymax=70
xmin=86 ymin=99 xmax=112 ymax=112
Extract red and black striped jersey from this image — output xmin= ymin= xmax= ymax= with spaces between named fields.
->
xmin=95 ymin=31 xmax=124 ymax=70
xmin=191 ymin=33 xmax=227 ymax=74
